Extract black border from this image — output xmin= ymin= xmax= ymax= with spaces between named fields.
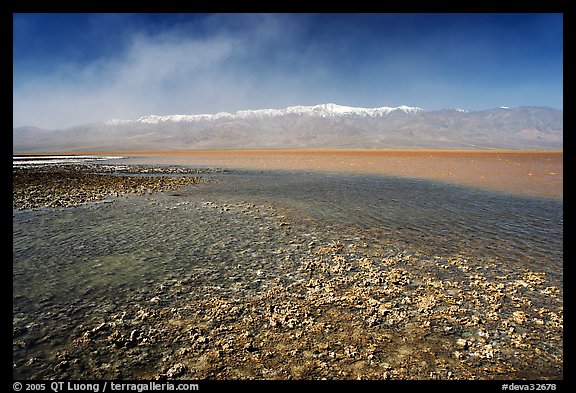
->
xmin=9 ymin=0 xmax=567 ymax=13
xmin=8 ymin=0 xmax=570 ymax=390
xmin=9 ymin=380 xmax=569 ymax=391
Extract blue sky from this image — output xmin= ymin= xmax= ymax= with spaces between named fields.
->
xmin=13 ymin=13 xmax=563 ymax=129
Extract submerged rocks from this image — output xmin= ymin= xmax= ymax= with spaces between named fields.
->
xmin=160 ymin=363 xmax=188 ymax=379
xmin=26 ymin=233 xmax=560 ymax=380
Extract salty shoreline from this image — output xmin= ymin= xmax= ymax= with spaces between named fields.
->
xmin=13 ymin=162 xmax=563 ymax=380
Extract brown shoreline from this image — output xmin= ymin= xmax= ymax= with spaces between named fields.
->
xmin=16 ymin=149 xmax=561 ymax=200
xmin=12 ymin=148 xmax=564 ymax=156
xmin=13 ymin=150 xmax=563 ymax=200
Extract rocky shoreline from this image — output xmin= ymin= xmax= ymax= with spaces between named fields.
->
xmin=12 ymin=164 xmax=217 ymax=209
xmin=12 ymin=164 xmax=563 ymax=380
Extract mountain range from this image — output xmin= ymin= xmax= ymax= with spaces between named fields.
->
xmin=13 ymin=103 xmax=563 ymax=152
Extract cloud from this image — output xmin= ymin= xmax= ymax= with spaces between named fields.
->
xmin=13 ymin=14 xmax=325 ymax=129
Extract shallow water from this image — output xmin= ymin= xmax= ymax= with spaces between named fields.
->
xmin=194 ymin=170 xmax=562 ymax=273
xmin=13 ymin=163 xmax=563 ymax=379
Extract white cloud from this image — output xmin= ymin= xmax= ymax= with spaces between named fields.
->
xmin=13 ymin=14 xmax=323 ymax=129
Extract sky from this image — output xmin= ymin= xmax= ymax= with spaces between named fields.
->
xmin=13 ymin=13 xmax=563 ymax=129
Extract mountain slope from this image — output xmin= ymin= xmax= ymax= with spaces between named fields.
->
xmin=13 ymin=104 xmax=563 ymax=152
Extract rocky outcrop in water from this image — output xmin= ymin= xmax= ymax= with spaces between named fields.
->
xmin=12 ymin=164 xmax=214 ymax=209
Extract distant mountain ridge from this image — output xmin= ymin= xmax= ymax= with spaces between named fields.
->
xmin=13 ymin=104 xmax=562 ymax=152
xmin=113 ymin=103 xmax=425 ymax=125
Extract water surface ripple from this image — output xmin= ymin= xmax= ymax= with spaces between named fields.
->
xmin=13 ymin=167 xmax=563 ymax=379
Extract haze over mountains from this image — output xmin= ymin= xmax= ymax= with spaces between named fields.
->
xmin=13 ymin=104 xmax=562 ymax=152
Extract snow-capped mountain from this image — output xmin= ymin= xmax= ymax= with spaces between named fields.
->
xmin=110 ymin=103 xmax=425 ymax=125
xmin=14 ymin=104 xmax=562 ymax=152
